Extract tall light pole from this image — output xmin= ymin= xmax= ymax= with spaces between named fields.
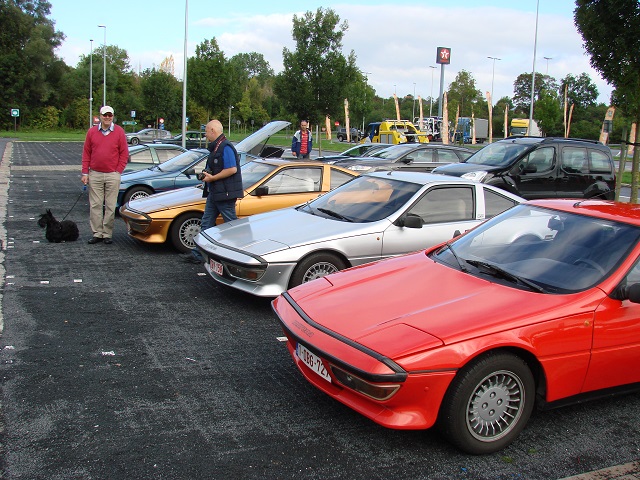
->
xmin=228 ymin=106 xmax=234 ymax=134
xmin=412 ymin=82 xmax=416 ymax=121
xmin=181 ymin=0 xmax=188 ymax=148
xmin=363 ymin=71 xmax=372 ymax=131
xmin=487 ymin=56 xmax=501 ymax=105
xmin=429 ymin=66 xmax=437 ymax=117
xmin=528 ymin=0 xmax=540 ymax=136
xmin=98 ymin=25 xmax=107 ymax=106
xmin=543 ymin=56 xmax=552 ymax=75
xmin=89 ymin=39 xmax=93 ymax=128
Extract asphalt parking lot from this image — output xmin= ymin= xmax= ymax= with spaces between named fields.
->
xmin=0 ymin=140 xmax=639 ymax=480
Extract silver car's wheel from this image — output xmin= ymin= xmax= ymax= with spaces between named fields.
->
xmin=439 ymin=352 xmax=535 ymax=454
xmin=130 ymin=137 xmax=139 ymax=146
xmin=290 ymin=253 xmax=347 ymax=288
xmin=170 ymin=212 xmax=202 ymax=253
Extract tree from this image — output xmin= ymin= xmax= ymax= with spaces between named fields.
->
xmin=575 ymin=0 xmax=640 ymax=200
xmin=446 ymin=70 xmax=485 ymax=119
xmin=0 ymin=0 xmax=65 ymax=128
xmin=140 ymin=69 xmax=181 ymax=129
xmin=534 ymin=92 xmax=563 ymax=136
xmin=559 ymin=73 xmax=598 ymax=109
xmin=187 ymin=38 xmax=230 ymax=121
xmin=274 ymin=7 xmax=358 ymax=125
xmin=512 ymin=73 xmax=558 ymax=115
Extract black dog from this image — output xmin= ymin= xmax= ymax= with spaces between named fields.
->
xmin=37 ymin=210 xmax=79 ymax=243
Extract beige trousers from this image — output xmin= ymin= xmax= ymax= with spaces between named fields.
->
xmin=88 ymin=171 xmax=120 ymax=239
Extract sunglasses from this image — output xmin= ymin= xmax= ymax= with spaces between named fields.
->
xmin=102 ymin=113 xmax=113 ymax=117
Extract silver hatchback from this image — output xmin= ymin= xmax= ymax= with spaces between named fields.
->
xmin=195 ymin=172 xmax=525 ymax=297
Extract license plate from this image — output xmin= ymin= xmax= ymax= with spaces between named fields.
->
xmin=210 ymin=259 xmax=223 ymax=276
xmin=297 ymin=343 xmax=331 ymax=383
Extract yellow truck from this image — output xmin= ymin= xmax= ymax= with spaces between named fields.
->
xmin=510 ymin=118 xmax=542 ymax=136
xmin=362 ymin=120 xmax=429 ymax=144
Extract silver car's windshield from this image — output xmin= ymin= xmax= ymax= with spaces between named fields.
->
xmin=432 ymin=204 xmax=640 ymax=293
xmin=302 ymin=175 xmax=422 ymax=223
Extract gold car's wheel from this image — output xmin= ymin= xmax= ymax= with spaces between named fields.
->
xmin=170 ymin=212 xmax=202 ymax=253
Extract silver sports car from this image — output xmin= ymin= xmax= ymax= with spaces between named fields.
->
xmin=194 ymin=172 xmax=525 ymax=297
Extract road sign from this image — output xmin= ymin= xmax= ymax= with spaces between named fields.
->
xmin=131 ymin=110 xmax=136 ymax=118
xmin=122 ymin=121 xmax=137 ymax=125
xmin=11 ymin=109 xmax=19 ymax=117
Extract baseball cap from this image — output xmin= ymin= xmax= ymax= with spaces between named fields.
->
xmin=100 ymin=106 xmax=114 ymax=115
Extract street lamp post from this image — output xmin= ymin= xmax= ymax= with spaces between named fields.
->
xmin=228 ymin=106 xmax=234 ymax=134
xmin=487 ymin=56 xmax=501 ymax=105
xmin=543 ymin=56 xmax=552 ymax=75
xmin=363 ymin=71 xmax=372 ymax=131
xmin=528 ymin=0 xmax=540 ymax=136
xmin=429 ymin=66 xmax=437 ymax=117
xmin=89 ymin=39 xmax=93 ymax=128
xmin=412 ymin=82 xmax=416 ymax=121
xmin=98 ymin=25 xmax=106 ymax=106
xmin=181 ymin=0 xmax=189 ymax=149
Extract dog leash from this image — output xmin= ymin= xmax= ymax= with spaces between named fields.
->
xmin=62 ymin=185 xmax=87 ymax=221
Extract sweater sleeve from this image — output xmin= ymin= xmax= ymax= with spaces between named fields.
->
xmin=115 ymin=126 xmax=129 ymax=173
xmin=81 ymin=128 xmax=93 ymax=174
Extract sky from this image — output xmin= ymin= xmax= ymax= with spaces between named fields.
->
xmin=49 ymin=1 xmax=613 ymax=107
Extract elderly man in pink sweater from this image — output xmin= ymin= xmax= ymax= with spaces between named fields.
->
xmin=81 ymin=105 xmax=129 ymax=244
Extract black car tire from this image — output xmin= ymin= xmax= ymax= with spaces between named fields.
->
xmin=170 ymin=212 xmax=202 ymax=253
xmin=123 ymin=185 xmax=153 ymax=205
xmin=289 ymin=252 xmax=347 ymax=288
xmin=438 ymin=352 xmax=535 ymax=454
xmin=130 ymin=137 xmax=140 ymax=146
xmin=338 ymin=136 xmax=345 ymax=142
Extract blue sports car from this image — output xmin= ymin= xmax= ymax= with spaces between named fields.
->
xmin=117 ymin=120 xmax=291 ymax=206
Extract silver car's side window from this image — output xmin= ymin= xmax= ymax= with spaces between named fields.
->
xmin=408 ymin=186 xmax=474 ymax=224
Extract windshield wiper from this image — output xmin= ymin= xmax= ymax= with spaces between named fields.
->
xmin=316 ymin=207 xmax=353 ymax=222
xmin=440 ymin=242 xmax=467 ymax=272
xmin=466 ymin=259 xmax=545 ymax=293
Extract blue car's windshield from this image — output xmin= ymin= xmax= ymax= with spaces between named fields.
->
xmin=157 ymin=150 xmax=208 ymax=172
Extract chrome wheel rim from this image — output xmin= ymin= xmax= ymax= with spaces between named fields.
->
xmin=466 ymin=370 xmax=525 ymax=442
xmin=179 ymin=219 xmax=201 ymax=249
xmin=129 ymin=191 xmax=150 ymax=202
xmin=302 ymin=262 xmax=339 ymax=283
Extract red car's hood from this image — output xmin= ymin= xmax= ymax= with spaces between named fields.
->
xmin=286 ymin=251 xmax=605 ymax=358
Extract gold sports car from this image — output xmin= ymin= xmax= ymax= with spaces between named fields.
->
xmin=119 ymin=158 xmax=358 ymax=252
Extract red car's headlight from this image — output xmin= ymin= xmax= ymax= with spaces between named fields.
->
xmin=330 ymin=366 xmax=400 ymax=401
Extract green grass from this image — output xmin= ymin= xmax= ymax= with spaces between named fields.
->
xmin=0 ymin=129 xmax=356 ymax=154
xmin=0 ymin=129 xmax=87 ymax=141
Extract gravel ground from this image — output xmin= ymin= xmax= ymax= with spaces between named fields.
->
xmin=0 ymin=141 xmax=638 ymax=480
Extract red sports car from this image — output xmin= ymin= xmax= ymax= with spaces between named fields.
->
xmin=273 ymin=199 xmax=640 ymax=454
